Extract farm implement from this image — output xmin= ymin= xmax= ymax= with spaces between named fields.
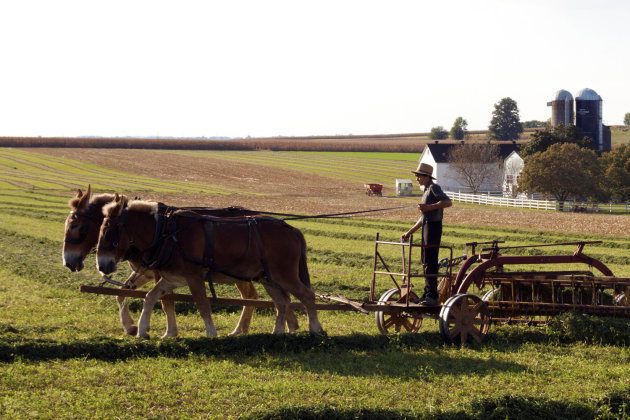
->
xmin=364 ymin=183 xmax=383 ymax=196
xmin=80 ymin=234 xmax=630 ymax=345
xmin=368 ymin=236 xmax=630 ymax=344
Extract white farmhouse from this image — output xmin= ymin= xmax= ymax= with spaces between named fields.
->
xmin=417 ymin=142 xmax=522 ymax=194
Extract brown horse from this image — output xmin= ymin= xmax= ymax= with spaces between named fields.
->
xmin=63 ymin=186 xmax=298 ymax=337
xmin=96 ymin=194 xmax=324 ymax=337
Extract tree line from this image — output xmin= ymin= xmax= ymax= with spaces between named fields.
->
xmin=430 ymin=97 xmax=539 ymax=141
xmin=517 ymin=126 xmax=630 ymax=206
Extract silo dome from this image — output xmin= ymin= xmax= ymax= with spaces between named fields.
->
xmin=576 ymin=88 xmax=602 ymax=101
xmin=549 ymin=89 xmax=574 ymax=127
xmin=553 ymin=89 xmax=573 ymax=102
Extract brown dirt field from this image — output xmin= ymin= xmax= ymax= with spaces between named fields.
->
xmin=38 ymin=148 xmax=630 ymax=238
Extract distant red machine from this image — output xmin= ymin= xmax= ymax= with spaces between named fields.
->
xmin=364 ymin=183 xmax=383 ymax=197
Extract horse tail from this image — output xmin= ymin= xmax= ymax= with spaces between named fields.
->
xmin=297 ymin=229 xmax=311 ymax=288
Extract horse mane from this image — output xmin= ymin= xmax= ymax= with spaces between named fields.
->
xmin=89 ymin=194 xmax=116 ymax=209
xmin=68 ymin=192 xmax=115 ymax=212
xmin=127 ymin=200 xmax=158 ymax=215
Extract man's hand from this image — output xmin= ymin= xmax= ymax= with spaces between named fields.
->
xmin=418 ymin=203 xmax=431 ymax=213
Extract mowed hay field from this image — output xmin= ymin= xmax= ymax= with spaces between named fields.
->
xmin=2 ymin=147 xmax=630 ymax=419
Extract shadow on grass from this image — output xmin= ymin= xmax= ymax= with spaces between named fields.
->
xmin=0 ymin=331 xmax=520 ymax=378
xmin=242 ymin=391 xmax=630 ymax=420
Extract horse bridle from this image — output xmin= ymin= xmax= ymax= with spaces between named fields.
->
xmin=97 ymin=208 xmax=130 ymax=253
xmin=64 ymin=209 xmax=100 ymax=245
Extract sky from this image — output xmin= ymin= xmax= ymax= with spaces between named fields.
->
xmin=0 ymin=0 xmax=628 ymax=139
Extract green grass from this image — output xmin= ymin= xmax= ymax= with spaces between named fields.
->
xmin=611 ymin=127 xmax=630 ymax=145
xmin=3 ymin=149 xmax=630 ymax=418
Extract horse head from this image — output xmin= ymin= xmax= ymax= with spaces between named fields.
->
xmin=63 ymin=185 xmax=96 ymax=271
xmin=96 ymin=193 xmax=131 ymax=275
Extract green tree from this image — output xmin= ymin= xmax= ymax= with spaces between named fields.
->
xmin=624 ymin=112 xmax=630 ymax=126
xmin=488 ymin=97 xmax=523 ymax=141
xmin=600 ymin=144 xmax=630 ymax=201
xmin=449 ymin=117 xmax=468 ymax=140
xmin=520 ymin=124 xmax=594 ymax=157
xmin=517 ymin=143 xmax=604 ymax=209
xmin=429 ymin=126 xmax=448 ymax=140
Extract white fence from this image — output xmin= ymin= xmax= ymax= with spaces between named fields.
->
xmin=445 ymin=191 xmax=630 ymax=213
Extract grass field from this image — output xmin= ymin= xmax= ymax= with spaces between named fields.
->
xmin=2 ymin=148 xmax=630 ymax=418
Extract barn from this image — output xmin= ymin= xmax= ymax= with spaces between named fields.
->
xmin=417 ymin=142 xmax=522 ymax=194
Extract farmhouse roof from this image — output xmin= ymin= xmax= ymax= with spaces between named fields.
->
xmin=423 ymin=142 xmax=521 ymax=163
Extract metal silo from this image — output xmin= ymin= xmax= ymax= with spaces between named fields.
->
xmin=548 ymin=89 xmax=574 ymax=127
xmin=575 ymin=88 xmax=604 ymax=151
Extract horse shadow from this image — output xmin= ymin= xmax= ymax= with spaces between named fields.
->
xmin=1 ymin=331 xmax=525 ymax=379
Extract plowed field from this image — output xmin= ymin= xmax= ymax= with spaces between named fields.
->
xmin=31 ymin=148 xmax=630 ymax=237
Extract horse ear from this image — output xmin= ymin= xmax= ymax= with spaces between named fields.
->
xmin=76 ymin=186 xmax=91 ymax=210
xmin=113 ymin=193 xmax=126 ymax=216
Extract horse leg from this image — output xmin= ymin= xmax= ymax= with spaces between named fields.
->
xmin=117 ymin=271 xmax=152 ymax=336
xmin=261 ymin=283 xmax=291 ymax=334
xmin=276 ymin=277 xmax=325 ymax=334
xmin=229 ymin=281 xmax=257 ymax=336
xmin=285 ymin=305 xmax=300 ymax=333
xmin=137 ymin=279 xmax=174 ymax=338
xmin=187 ymin=278 xmax=217 ymax=337
xmin=159 ymin=280 xmax=179 ymax=338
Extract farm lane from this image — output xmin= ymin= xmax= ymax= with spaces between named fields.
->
xmin=31 ymin=148 xmax=630 ymax=238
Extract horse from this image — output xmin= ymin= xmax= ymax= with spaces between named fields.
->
xmin=63 ymin=185 xmax=299 ymax=337
xmin=95 ymin=194 xmax=324 ymax=337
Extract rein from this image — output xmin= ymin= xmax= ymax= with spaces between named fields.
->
xmin=255 ymin=204 xmax=417 ymax=221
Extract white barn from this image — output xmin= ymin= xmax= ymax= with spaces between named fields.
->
xmin=417 ymin=142 xmax=522 ymax=194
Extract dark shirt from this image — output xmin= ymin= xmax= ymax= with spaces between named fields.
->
xmin=421 ymin=181 xmax=450 ymax=224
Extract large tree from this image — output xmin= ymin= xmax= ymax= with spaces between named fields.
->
xmin=600 ymin=144 xmax=630 ymax=201
xmin=488 ymin=97 xmax=523 ymax=141
xmin=429 ymin=126 xmax=448 ymax=140
xmin=624 ymin=112 xmax=630 ymax=126
xmin=449 ymin=117 xmax=468 ymax=140
xmin=517 ymin=143 xmax=604 ymax=209
xmin=446 ymin=143 xmax=503 ymax=193
xmin=519 ymin=124 xmax=594 ymax=157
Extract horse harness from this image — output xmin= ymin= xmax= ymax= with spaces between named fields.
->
xmin=65 ymin=206 xmax=101 ymax=245
xmin=100 ymin=204 xmax=278 ymax=298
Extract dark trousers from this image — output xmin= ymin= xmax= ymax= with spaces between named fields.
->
xmin=421 ymin=221 xmax=442 ymax=299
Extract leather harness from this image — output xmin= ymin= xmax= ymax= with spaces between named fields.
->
xmin=105 ymin=207 xmax=277 ymax=299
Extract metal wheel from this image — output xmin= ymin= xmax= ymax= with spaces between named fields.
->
xmin=375 ymin=288 xmax=422 ymax=334
xmin=439 ymin=294 xmax=490 ymax=345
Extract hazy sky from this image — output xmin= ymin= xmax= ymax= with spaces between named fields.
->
xmin=1 ymin=0 xmax=628 ymax=138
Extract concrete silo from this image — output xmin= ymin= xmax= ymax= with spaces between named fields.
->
xmin=575 ymin=88 xmax=607 ymax=151
xmin=548 ymin=89 xmax=574 ymax=127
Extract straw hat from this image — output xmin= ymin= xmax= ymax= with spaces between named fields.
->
xmin=412 ymin=162 xmax=435 ymax=179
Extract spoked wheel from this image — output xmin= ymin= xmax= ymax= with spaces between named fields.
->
xmin=439 ymin=294 xmax=490 ymax=345
xmin=375 ymin=288 xmax=422 ymax=334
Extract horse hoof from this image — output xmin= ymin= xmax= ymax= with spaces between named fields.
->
xmin=137 ymin=333 xmax=150 ymax=339
xmin=125 ymin=326 xmax=138 ymax=336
